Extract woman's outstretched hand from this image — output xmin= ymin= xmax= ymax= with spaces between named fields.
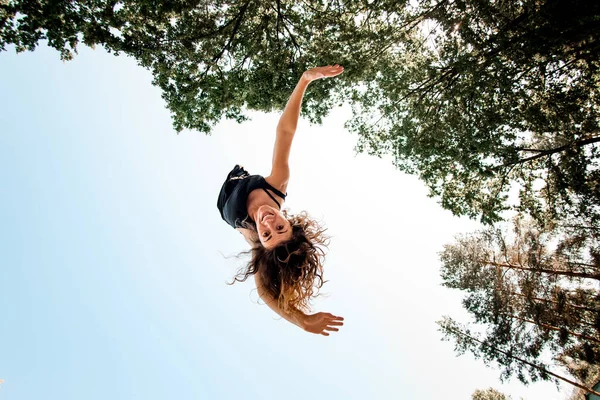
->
xmin=301 ymin=312 xmax=344 ymax=336
xmin=302 ymin=65 xmax=344 ymax=83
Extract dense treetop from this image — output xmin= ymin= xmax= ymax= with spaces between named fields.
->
xmin=2 ymin=0 xmax=599 ymax=225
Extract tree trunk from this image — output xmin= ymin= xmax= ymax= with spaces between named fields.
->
xmin=559 ymin=224 xmax=600 ymax=232
xmin=503 ymin=137 xmax=600 ymax=168
xmin=503 ymin=313 xmax=600 ymax=344
xmin=509 ymin=292 xmax=600 ymax=314
xmin=567 ymin=261 xmax=600 ymax=271
xmin=483 ymin=260 xmax=600 ymax=281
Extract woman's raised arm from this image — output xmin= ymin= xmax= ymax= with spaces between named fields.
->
xmin=267 ymin=65 xmax=344 ymax=189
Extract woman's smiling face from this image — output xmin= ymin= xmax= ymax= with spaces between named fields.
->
xmin=255 ymin=205 xmax=293 ymax=248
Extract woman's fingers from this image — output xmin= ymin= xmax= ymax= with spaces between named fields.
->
xmin=304 ymin=312 xmax=345 ymax=336
xmin=324 ymin=65 xmax=344 ymax=77
xmin=304 ymin=65 xmax=344 ymax=81
xmin=325 ymin=314 xmax=344 ymax=327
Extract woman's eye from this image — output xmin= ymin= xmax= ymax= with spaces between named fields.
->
xmin=263 ymin=231 xmax=270 ymax=237
xmin=277 ymin=225 xmax=284 ymax=230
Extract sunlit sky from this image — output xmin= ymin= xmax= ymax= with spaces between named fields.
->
xmin=0 ymin=44 xmax=572 ymax=399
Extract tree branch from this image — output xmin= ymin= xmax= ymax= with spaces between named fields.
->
xmin=442 ymin=324 xmax=600 ymax=397
xmin=501 ymin=136 xmax=600 ymax=169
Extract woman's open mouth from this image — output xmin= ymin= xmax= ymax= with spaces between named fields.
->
xmin=261 ymin=211 xmax=274 ymax=222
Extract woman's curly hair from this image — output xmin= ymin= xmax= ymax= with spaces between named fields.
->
xmin=230 ymin=210 xmax=329 ymax=313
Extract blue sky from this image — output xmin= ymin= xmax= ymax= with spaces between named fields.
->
xmin=0 ymin=45 xmax=569 ymax=399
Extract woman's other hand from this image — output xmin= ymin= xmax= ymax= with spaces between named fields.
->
xmin=301 ymin=312 xmax=344 ymax=336
xmin=302 ymin=65 xmax=344 ymax=82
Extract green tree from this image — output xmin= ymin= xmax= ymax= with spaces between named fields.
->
xmin=2 ymin=0 xmax=599 ymax=226
xmin=440 ymin=217 xmax=600 ymax=390
xmin=0 ymin=0 xmax=411 ymax=132
xmin=345 ymin=0 xmax=600 ymax=225
xmin=441 ymin=218 xmax=600 ymax=287
xmin=438 ymin=317 xmax=600 ymax=396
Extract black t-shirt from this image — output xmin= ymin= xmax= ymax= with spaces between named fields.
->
xmin=217 ymin=165 xmax=287 ymax=229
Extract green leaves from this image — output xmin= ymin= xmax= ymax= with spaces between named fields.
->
xmin=2 ymin=0 xmax=599 ymax=226
xmin=346 ymin=0 xmax=600 ymax=226
xmin=439 ymin=217 xmax=600 ymax=386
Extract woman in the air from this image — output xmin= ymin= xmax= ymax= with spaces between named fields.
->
xmin=217 ymin=64 xmax=345 ymax=336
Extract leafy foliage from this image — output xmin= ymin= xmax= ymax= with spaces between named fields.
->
xmin=0 ymin=0 xmax=409 ymax=132
xmin=345 ymin=0 xmax=600 ymax=225
xmin=472 ymin=387 xmax=509 ymax=400
xmin=4 ymin=1 xmax=600 ymax=391
xmin=439 ymin=217 xmax=600 ymax=388
xmin=2 ymin=0 xmax=599 ymax=226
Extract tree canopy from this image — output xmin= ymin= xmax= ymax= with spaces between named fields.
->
xmin=439 ymin=217 xmax=600 ymax=391
xmin=0 ymin=0 xmax=408 ymax=130
xmin=345 ymin=0 xmax=600 ymax=225
xmin=4 ymin=1 xmax=600 ymax=393
xmin=2 ymin=0 xmax=599 ymax=226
